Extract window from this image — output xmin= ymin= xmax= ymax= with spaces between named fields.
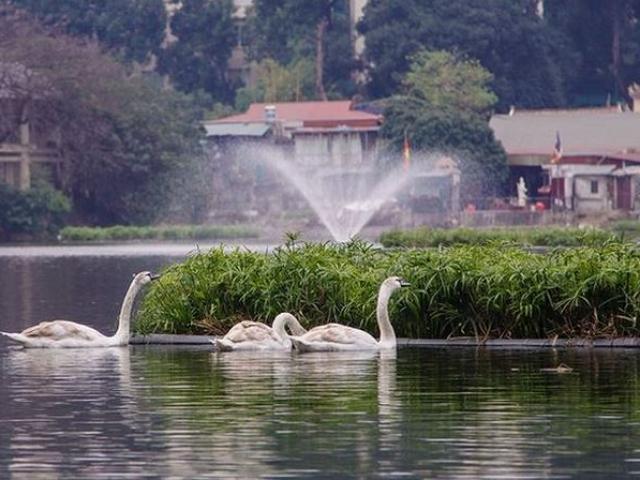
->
xmin=590 ymin=180 xmax=599 ymax=194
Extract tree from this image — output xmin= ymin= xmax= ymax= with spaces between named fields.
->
xmin=382 ymin=51 xmax=507 ymax=201
xmin=234 ymin=58 xmax=316 ymax=110
xmin=403 ymin=50 xmax=497 ymax=117
xmin=158 ymin=0 xmax=236 ymax=102
xmin=382 ymin=98 xmax=509 ymax=202
xmin=546 ymin=0 xmax=640 ymax=106
xmin=0 ymin=7 xmax=204 ymax=225
xmin=6 ymin=0 xmax=167 ymax=63
xmin=358 ymin=0 xmax=578 ymax=110
xmin=247 ymin=0 xmax=356 ymax=99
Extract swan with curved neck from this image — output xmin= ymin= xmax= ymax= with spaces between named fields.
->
xmin=291 ymin=276 xmax=409 ymax=352
xmin=213 ymin=312 xmax=307 ymax=351
xmin=0 ymin=271 xmax=158 ymax=348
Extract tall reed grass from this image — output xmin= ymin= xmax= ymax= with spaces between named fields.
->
xmin=135 ymin=241 xmax=640 ymax=339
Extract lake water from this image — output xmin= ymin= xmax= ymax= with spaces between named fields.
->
xmin=1 ymin=244 xmax=640 ymax=479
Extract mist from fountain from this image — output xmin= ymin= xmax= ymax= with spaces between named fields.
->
xmin=239 ymin=145 xmax=456 ymax=242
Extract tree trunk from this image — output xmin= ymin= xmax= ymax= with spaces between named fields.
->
xmin=611 ymin=0 xmax=631 ymax=105
xmin=315 ymin=17 xmax=328 ymax=101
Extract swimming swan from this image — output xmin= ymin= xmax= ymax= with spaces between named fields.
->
xmin=0 ymin=271 xmax=158 ymax=348
xmin=213 ymin=312 xmax=307 ymax=351
xmin=291 ymin=276 xmax=409 ymax=352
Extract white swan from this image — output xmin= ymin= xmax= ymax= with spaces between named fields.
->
xmin=213 ymin=312 xmax=307 ymax=351
xmin=0 ymin=271 xmax=158 ymax=348
xmin=291 ymin=276 xmax=409 ymax=352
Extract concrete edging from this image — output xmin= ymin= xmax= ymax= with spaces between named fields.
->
xmin=130 ymin=334 xmax=640 ymax=348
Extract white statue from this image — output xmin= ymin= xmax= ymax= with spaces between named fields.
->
xmin=517 ymin=176 xmax=528 ymax=207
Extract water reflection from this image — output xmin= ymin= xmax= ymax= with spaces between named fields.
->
xmin=2 ymin=344 xmax=640 ymax=478
xmin=1 ymin=348 xmax=143 ymax=479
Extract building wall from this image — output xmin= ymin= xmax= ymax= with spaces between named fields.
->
xmin=573 ymin=176 xmax=610 ymax=213
xmin=293 ymin=131 xmax=376 ymax=167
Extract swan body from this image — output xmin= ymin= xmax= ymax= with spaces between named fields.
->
xmin=291 ymin=276 xmax=409 ymax=352
xmin=0 ymin=271 xmax=157 ymax=348
xmin=213 ymin=312 xmax=306 ymax=351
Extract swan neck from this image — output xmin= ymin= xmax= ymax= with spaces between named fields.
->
xmin=272 ymin=315 xmax=289 ymax=340
xmin=114 ymin=278 xmax=143 ymax=343
xmin=377 ymin=284 xmax=396 ymax=347
xmin=272 ymin=314 xmax=303 ymax=339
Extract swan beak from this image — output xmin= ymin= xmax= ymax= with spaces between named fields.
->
xmin=399 ymin=279 xmax=411 ymax=287
xmin=150 ymin=273 xmax=162 ymax=280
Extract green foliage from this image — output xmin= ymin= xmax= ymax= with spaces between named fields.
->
xmin=158 ymin=0 xmax=236 ymax=102
xmin=359 ymin=0 xmax=577 ymax=110
xmin=64 ymin=77 xmax=205 ymax=225
xmin=136 ymin=241 xmax=640 ymax=340
xmin=246 ymin=0 xmax=357 ymax=98
xmin=379 ymin=227 xmax=621 ymax=248
xmin=610 ymin=220 xmax=640 ymax=239
xmin=0 ymin=182 xmax=70 ymax=240
xmin=9 ymin=0 xmax=167 ymax=63
xmin=205 ymin=102 xmax=237 ymax=121
xmin=0 ymin=9 xmax=207 ymax=226
xmin=546 ymin=0 xmax=640 ymax=105
xmin=59 ymin=224 xmax=260 ymax=242
xmin=234 ymin=58 xmax=316 ymax=111
xmin=404 ymin=50 xmax=497 ymax=116
xmin=381 ymin=99 xmax=509 ymax=199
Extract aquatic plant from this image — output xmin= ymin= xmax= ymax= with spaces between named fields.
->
xmin=59 ymin=224 xmax=260 ymax=242
xmin=135 ymin=241 xmax=640 ymax=340
xmin=379 ymin=226 xmax=620 ymax=248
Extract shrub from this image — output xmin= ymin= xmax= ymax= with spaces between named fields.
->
xmin=59 ymin=224 xmax=260 ymax=242
xmin=379 ymin=226 xmax=619 ymax=248
xmin=0 ymin=182 xmax=71 ymax=241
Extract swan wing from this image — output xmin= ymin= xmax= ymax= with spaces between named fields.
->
xmin=20 ymin=320 xmax=105 ymax=342
xmin=222 ymin=321 xmax=281 ymax=344
xmin=300 ymin=324 xmax=377 ymax=346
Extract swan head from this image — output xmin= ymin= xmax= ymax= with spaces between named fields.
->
xmin=132 ymin=271 xmax=160 ymax=286
xmin=382 ymin=276 xmax=411 ymax=292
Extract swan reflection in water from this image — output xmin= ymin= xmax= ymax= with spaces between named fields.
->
xmin=209 ymin=348 xmax=401 ymax=477
xmin=0 ymin=347 xmax=157 ymax=480
xmin=2 ymin=346 xmax=402 ymax=478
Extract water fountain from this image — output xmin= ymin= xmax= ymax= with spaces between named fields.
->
xmin=237 ymin=145 xmax=460 ymax=242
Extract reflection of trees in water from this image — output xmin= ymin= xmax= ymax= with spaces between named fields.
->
xmin=139 ymin=348 xmax=394 ymax=478
xmin=135 ymin=347 xmax=640 ymax=478
xmin=391 ymin=348 xmax=640 ymax=478
xmin=8 ymin=346 xmax=640 ymax=478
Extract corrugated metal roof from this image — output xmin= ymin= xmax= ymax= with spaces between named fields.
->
xmin=203 ymin=122 xmax=271 ymax=137
xmin=490 ymin=108 xmax=640 ymax=156
xmin=212 ymin=100 xmax=382 ymax=128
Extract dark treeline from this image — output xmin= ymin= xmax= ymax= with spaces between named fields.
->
xmin=8 ymin=0 xmax=640 ymax=110
xmin=2 ymin=0 xmax=639 ymax=236
xmin=0 ymin=5 xmax=210 ymax=239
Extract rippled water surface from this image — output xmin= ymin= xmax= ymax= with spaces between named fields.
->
xmin=2 ymin=248 xmax=640 ymax=479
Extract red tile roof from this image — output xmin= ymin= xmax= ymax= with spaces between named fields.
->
xmin=212 ymin=100 xmax=382 ymax=128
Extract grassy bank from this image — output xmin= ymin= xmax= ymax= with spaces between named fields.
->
xmin=59 ymin=224 xmax=260 ymax=242
xmin=379 ymin=226 xmax=621 ymax=248
xmin=135 ymin=241 xmax=640 ymax=339
xmin=610 ymin=220 xmax=640 ymax=237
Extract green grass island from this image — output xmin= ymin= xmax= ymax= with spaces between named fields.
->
xmin=135 ymin=239 xmax=640 ymax=341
